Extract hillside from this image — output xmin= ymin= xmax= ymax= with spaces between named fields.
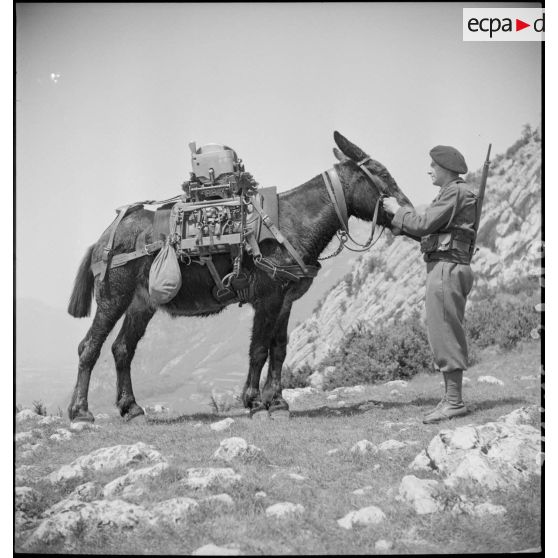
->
xmin=285 ymin=127 xmax=542 ymax=372
xmin=15 ymin=341 xmax=542 ymax=554
xmin=16 ymin=127 xmax=541 ymax=415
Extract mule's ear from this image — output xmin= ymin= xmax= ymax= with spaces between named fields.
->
xmin=332 ymin=147 xmax=350 ymax=162
xmin=333 ymin=131 xmax=369 ymax=161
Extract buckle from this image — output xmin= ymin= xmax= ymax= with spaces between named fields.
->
xmin=102 ymin=247 xmax=113 ymax=262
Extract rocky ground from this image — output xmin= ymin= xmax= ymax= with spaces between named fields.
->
xmin=15 ymin=343 xmax=542 ymax=555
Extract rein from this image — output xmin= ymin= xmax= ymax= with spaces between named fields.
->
xmin=319 ymin=161 xmax=387 ymax=260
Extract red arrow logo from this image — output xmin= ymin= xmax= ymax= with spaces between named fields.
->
xmin=516 ymin=19 xmax=530 ymax=31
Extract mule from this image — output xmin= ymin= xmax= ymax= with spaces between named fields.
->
xmin=67 ymin=131 xmax=413 ymax=422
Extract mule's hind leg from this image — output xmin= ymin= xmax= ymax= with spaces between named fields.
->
xmin=69 ymin=281 xmax=134 ymax=422
xmin=261 ymin=300 xmax=292 ymax=416
xmin=111 ymin=295 xmax=155 ymax=421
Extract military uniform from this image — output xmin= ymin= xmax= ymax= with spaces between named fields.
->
xmin=390 ymin=146 xmax=477 ymax=423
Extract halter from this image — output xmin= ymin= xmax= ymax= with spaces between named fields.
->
xmin=319 ymin=157 xmax=388 ymax=258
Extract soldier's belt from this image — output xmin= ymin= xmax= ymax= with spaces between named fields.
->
xmin=420 ymin=232 xmax=473 ymax=255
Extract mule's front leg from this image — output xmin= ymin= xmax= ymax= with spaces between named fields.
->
xmin=261 ymin=301 xmax=292 ymax=417
xmin=242 ymin=299 xmax=282 ymax=415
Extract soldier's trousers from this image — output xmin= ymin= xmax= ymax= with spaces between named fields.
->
xmin=425 ymin=261 xmax=474 ymax=373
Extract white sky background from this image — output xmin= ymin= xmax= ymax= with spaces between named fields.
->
xmin=15 ymin=2 xmax=541 ymax=309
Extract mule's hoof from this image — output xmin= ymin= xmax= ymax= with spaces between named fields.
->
xmin=251 ymin=409 xmax=271 ymax=421
xmin=71 ymin=410 xmax=95 ymax=423
xmin=270 ymin=409 xmax=291 ymax=421
xmin=123 ymin=405 xmax=145 ymax=422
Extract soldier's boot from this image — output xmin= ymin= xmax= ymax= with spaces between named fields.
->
xmin=423 ymin=372 xmax=448 ymax=417
xmin=423 ymin=370 xmax=469 ymax=424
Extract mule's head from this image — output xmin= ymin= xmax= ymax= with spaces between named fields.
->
xmin=332 ymin=131 xmax=413 ymax=224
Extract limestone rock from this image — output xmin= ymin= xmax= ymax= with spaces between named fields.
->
xmin=150 ymin=497 xmax=199 ymax=524
xmin=399 ymin=475 xmax=442 ymax=515
xmin=498 ymin=406 xmax=538 ymax=426
xmin=282 ymin=387 xmax=320 ymax=404
xmin=339 ymin=385 xmax=366 ymax=396
xmin=254 ymin=491 xmax=267 ymax=500
xmin=375 ymin=539 xmax=394 ymax=551
xmin=308 ymin=371 xmax=325 ymax=390
xmin=212 ymin=437 xmax=265 ymax=463
xmin=19 ymin=443 xmax=43 ymax=458
xmin=16 ymin=431 xmax=36 ymax=443
xmin=49 ymin=428 xmax=73 ymax=442
xmin=265 ymin=502 xmax=305 ymax=519
xmin=38 ymin=416 xmax=63 ymax=426
xmin=378 ymin=439 xmax=407 ymax=451
xmin=48 ymin=442 xmax=166 ymax=483
xmin=337 ymin=505 xmax=386 ymax=529
xmin=287 ymin=473 xmax=308 ymax=481
xmin=201 ymin=494 xmax=235 ymax=509
xmin=16 ymin=410 xmax=41 ymax=424
xmin=478 ymin=375 xmax=505 ymax=386
xmin=44 ymin=483 xmax=102 ymax=516
xmin=352 ymin=485 xmax=374 ymax=496
xmin=70 ymin=421 xmax=101 ymax=432
xmin=409 ymin=450 xmax=431 ymax=472
xmin=181 ymin=467 xmax=242 ymax=490
xmin=103 ymin=462 xmax=169 ymax=498
xmin=192 ymin=544 xmax=241 ymax=556
xmin=15 ymin=465 xmax=41 ymax=485
xmin=423 ymin=420 xmax=541 ymax=489
xmin=15 ymin=510 xmax=39 ymax=532
xmin=15 ymin=487 xmax=42 ymax=514
xmin=350 ymin=440 xmax=376 ymax=455
xmin=210 ymin=418 xmax=235 ymax=432
xmin=25 ymin=499 xmax=153 ymax=547
xmin=384 ymin=380 xmax=408 ymax=389
xmin=473 ymin=502 xmax=507 ymax=517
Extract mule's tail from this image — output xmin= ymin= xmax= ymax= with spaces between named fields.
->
xmin=68 ymin=245 xmax=95 ymax=317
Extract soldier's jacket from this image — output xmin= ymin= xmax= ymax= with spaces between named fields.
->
xmin=391 ymin=178 xmax=477 ymax=264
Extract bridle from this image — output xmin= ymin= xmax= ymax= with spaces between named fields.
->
xmin=318 ymin=157 xmax=389 ymax=259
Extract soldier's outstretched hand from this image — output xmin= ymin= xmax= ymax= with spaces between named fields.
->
xmin=382 ymin=197 xmax=401 ymax=215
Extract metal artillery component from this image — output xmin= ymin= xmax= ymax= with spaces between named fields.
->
xmin=182 ymin=142 xmax=246 ymax=202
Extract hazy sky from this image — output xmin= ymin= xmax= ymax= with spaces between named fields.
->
xmin=16 ymin=2 xmax=541 ymax=308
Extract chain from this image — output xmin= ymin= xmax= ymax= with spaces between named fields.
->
xmin=318 ymin=231 xmax=348 ymax=261
xmin=318 ymin=224 xmax=386 ymax=260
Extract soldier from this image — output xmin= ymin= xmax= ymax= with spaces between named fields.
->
xmin=382 ymin=145 xmax=476 ymax=424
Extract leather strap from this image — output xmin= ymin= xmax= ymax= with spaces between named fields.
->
xmin=99 ymin=204 xmax=132 ymax=281
xmin=253 ymin=257 xmax=320 ymax=282
xmin=91 ymin=240 xmax=164 ymax=277
xmin=199 ymin=255 xmax=226 ymax=291
xmin=250 ymin=196 xmax=310 ymax=275
xmin=322 ymin=167 xmax=349 ymax=233
xmin=356 ymin=157 xmax=390 ymax=196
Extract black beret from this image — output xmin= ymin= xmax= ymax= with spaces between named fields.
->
xmin=429 ymin=145 xmax=468 ymax=174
